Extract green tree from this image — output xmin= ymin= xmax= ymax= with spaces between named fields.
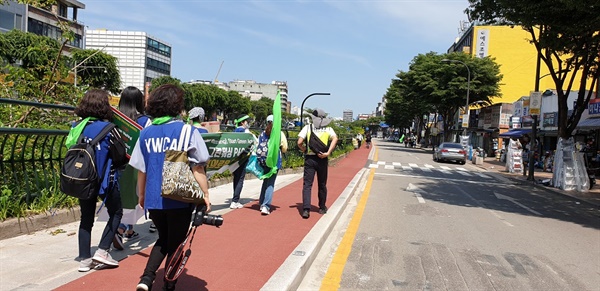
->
xmin=466 ymin=0 xmax=600 ymax=138
xmin=251 ymin=97 xmax=274 ymax=125
xmin=385 ymin=52 xmax=502 ymax=141
xmin=70 ymin=49 xmax=120 ymax=93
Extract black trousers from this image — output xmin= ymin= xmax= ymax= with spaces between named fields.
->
xmin=302 ymin=155 xmax=329 ymax=210
xmin=141 ymin=207 xmax=193 ymax=284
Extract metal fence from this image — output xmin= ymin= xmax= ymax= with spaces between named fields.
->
xmin=0 ymin=98 xmax=74 ymax=203
xmin=0 ymin=97 xmax=353 ymax=204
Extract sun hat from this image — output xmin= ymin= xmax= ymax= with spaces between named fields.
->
xmin=188 ymin=107 xmax=205 ymax=121
xmin=310 ymin=108 xmax=332 ymax=128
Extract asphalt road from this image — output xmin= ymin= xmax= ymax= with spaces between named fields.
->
xmin=300 ymin=141 xmax=599 ymax=290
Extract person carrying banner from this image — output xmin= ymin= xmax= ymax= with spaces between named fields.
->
xmin=188 ymin=107 xmax=209 ymax=134
xmin=113 ymin=86 xmax=151 ymax=250
xmin=229 ymin=114 xmax=252 ymax=209
xmin=296 ymin=108 xmax=338 ymax=219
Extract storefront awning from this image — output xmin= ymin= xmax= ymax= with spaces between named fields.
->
xmin=498 ymin=128 xmax=532 ymax=138
xmin=577 ymin=118 xmax=600 ymax=129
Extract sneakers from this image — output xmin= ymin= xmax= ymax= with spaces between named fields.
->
xmin=92 ymin=249 xmax=119 ymax=267
xmin=136 ymin=276 xmax=153 ymax=291
xmin=260 ymin=206 xmax=270 ymax=215
xmin=149 ymin=224 xmax=156 ymax=233
xmin=301 ymin=209 xmax=310 ymax=219
xmin=229 ymin=202 xmax=243 ymax=209
xmin=319 ymin=206 xmax=328 ymax=214
xmin=112 ymin=233 xmax=124 ymax=250
xmin=124 ymin=231 xmax=140 ymax=241
xmin=78 ymin=258 xmax=94 ymax=272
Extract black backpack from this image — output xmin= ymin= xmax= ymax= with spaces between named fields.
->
xmin=60 ymin=123 xmax=116 ymax=200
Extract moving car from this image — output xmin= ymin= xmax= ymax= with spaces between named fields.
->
xmin=433 ymin=142 xmax=467 ymax=164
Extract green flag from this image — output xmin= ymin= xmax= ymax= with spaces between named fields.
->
xmin=262 ymin=91 xmax=282 ymax=179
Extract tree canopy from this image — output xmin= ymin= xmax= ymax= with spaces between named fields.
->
xmin=384 ymin=52 xmax=502 ymax=141
xmin=466 ymin=0 xmax=600 ymax=138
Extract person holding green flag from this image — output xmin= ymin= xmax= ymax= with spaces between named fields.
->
xmin=256 ymin=114 xmax=288 ymax=215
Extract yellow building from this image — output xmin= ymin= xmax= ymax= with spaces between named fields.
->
xmin=448 ymin=25 xmax=562 ymax=103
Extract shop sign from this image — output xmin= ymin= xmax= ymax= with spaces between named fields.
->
xmin=589 ymin=98 xmax=600 ymax=115
xmin=543 ymin=112 xmax=557 ymax=127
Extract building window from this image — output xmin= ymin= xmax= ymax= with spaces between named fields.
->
xmin=58 ymin=3 xmax=68 ymax=18
xmin=146 ymin=38 xmax=171 ymax=57
xmin=27 ymin=18 xmax=82 ymax=48
xmin=0 ymin=10 xmax=15 ymax=31
xmin=146 ymin=57 xmax=170 ymax=74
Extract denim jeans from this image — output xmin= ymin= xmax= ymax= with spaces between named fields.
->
xmin=78 ymin=185 xmax=123 ymax=259
xmin=259 ymin=170 xmax=278 ymax=209
xmin=302 ymin=155 xmax=329 ymax=210
xmin=232 ymin=158 xmax=249 ymax=203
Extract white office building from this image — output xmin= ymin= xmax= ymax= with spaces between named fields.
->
xmin=85 ymin=29 xmax=172 ymax=92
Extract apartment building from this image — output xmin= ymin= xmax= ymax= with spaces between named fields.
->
xmin=0 ymin=0 xmax=85 ymax=49
xmin=85 ymin=29 xmax=172 ymax=92
xmin=224 ymin=80 xmax=289 ymax=113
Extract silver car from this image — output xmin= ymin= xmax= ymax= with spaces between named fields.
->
xmin=433 ymin=142 xmax=467 ymax=164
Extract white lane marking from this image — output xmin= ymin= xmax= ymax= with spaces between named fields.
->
xmin=409 ymin=163 xmax=418 ymax=168
xmin=392 ymin=162 xmax=402 ymax=167
xmin=406 ymin=183 xmax=425 ymax=203
xmin=440 ymin=166 xmax=452 ymax=170
xmin=438 ymin=169 xmax=452 ymax=174
xmin=456 ymin=171 xmax=473 ymax=176
xmin=454 ymin=186 xmax=515 ymax=227
xmin=494 ymin=192 xmax=542 ymax=216
xmin=384 ymin=165 xmax=394 ymax=170
xmin=421 ymin=167 xmax=432 ymax=172
xmin=456 ymin=167 xmax=467 ymax=171
xmin=376 ymin=172 xmax=483 ymax=183
xmin=377 ymin=161 xmax=385 ymax=165
xmin=475 ymin=173 xmax=490 ymax=178
xmin=369 ymin=164 xmax=378 ymax=168
xmin=401 ymin=166 xmax=412 ymax=171
xmin=424 ymin=164 xmax=435 ymax=168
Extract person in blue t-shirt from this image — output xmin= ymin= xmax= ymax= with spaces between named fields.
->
xmin=129 ymin=84 xmax=211 ymax=291
xmin=72 ymin=89 xmax=127 ymax=272
xmin=188 ymin=106 xmax=209 ymax=133
xmin=113 ymin=86 xmax=152 ymax=250
xmin=229 ymin=114 xmax=252 ymax=209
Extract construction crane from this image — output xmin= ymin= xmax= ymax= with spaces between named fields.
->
xmin=214 ymin=61 xmax=224 ymax=83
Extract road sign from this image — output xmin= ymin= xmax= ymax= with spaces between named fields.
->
xmin=530 ymin=91 xmax=541 ymax=115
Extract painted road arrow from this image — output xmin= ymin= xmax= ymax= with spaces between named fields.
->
xmin=494 ymin=192 xmax=542 ymax=216
xmin=407 ymin=183 xmax=425 ymax=203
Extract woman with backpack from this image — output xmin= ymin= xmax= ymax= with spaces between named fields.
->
xmin=112 ymin=86 xmax=152 ymax=250
xmin=129 ymin=84 xmax=211 ymax=291
xmin=69 ymin=89 xmax=128 ymax=272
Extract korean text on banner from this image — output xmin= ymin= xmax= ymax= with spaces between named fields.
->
xmin=202 ymin=132 xmax=256 ymax=178
xmin=111 ymin=107 xmax=143 ymax=157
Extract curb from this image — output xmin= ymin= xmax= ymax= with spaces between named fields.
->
xmin=261 ymin=167 xmax=368 ymax=291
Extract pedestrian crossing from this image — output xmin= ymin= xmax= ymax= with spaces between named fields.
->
xmin=368 ymin=162 xmax=492 ymax=178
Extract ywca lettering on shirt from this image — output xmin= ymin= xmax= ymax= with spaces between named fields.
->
xmin=145 ymin=136 xmax=185 ymax=153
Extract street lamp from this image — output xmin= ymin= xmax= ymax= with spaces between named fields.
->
xmin=441 ymin=59 xmax=471 ymax=136
xmin=299 ymin=93 xmax=331 ymax=128
xmin=73 ymin=66 xmax=107 ymax=87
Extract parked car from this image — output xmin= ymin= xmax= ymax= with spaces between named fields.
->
xmin=433 ymin=142 xmax=467 ymax=164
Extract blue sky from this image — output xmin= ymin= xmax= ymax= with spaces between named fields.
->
xmin=80 ymin=0 xmax=470 ymax=119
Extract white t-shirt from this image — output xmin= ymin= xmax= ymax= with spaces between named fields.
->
xmin=298 ymin=124 xmax=337 ymax=155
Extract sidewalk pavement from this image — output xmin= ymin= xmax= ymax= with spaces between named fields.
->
xmin=0 ymin=146 xmax=372 ymax=291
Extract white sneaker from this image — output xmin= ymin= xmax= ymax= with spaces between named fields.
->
xmin=260 ymin=206 xmax=270 ymax=215
xmin=92 ymin=249 xmax=119 ymax=267
xmin=230 ymin=202 xmax=243 ymax=209
xmin=78 ymin=258 xmax=94 ymax=272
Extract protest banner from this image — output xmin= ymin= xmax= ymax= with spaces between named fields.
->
xmin=111 ymin=107 xmax=143 ymax=157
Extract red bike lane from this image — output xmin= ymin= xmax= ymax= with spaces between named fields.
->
xmin=55 ymin=146 xmax=370 ymax=291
